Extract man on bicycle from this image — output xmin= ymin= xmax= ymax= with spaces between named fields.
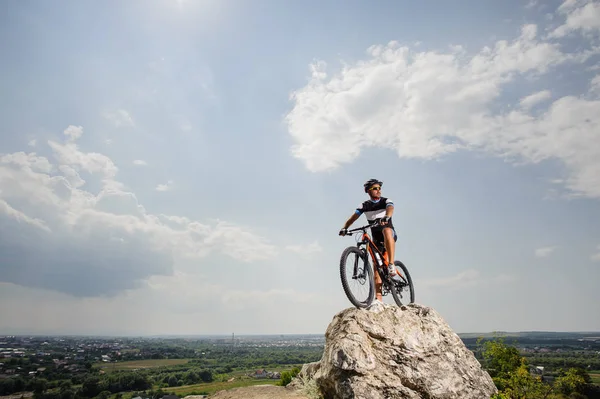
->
xmin=339 ymin=178 xmax=401 ymax=303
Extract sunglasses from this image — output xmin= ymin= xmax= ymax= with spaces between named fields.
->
xmin=369 ymin=186 xmax=381 ymax=191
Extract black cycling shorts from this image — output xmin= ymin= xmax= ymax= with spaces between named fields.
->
xmin=371 ymin=224 xmax=397 ymax=250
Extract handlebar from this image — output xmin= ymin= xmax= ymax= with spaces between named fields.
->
xmin=342 ymin=218 xmax=385 ymax=235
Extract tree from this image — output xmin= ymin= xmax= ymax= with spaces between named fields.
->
xmin=481 ymin=337 xmax=594 ymax=399
xmin=280 ymin=367 xmax=301 ymax=387
xmin=0 ymin=378 xmax=15 ymax=395
xmin=479 ymin=336 xmax=523 ymax=379
xmin=198 ymin=370 xmax=213 ymax=383
xmin=59 ymin=380 xmax=73 ymax=391
xmin=80 ymin=376 xmax=100 ymax=398
xmin=554 ymin=368 xmax=588 ymax=396
xmin=95 ymin=390 xmax=111 ymax=399
xmin=280 ymin=371 xmax=292 ymax=387
xmin=31 ymin=379 xmax=48 ymax=395
xmin=167 ymin=375 xmax=178 ymax=387
xmin=60 ymin=389 xmax=75 ymax=399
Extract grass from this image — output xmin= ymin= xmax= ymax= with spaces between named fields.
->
xmin=160 ymin=376 xmax=280 ymax=396
xmin=94 ymin=359 xmax=191 ymax=372
xmin=589 ymin=372 xmax=600 ymax=385
xmin=112 ymin=367 xmax=300 ymax=398
xmin=93 ymin=364 xmax=305 ymax=399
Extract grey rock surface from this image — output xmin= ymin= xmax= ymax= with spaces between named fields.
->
xmin=293 ymin=302 xmax=497 ymax=399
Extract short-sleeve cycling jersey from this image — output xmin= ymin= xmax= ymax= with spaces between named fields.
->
xmin=355 ymin=197 xmax=394 ymax=222
xmin=355 ymin=197 xmax=396 ymax=246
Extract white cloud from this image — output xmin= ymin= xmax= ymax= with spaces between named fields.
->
xmin=520 ymin=90 xmax=552 ymax=109
xmin=64 ymin=125 xmax=83 ymax=142
xmin=202 ymin=221 xmax=279 ymax=262
xmin=0 ymin=198 xmax=50 ymax=232
xmin=48 ymin=133 xmax=118 ymax=184
xmin=535 ymin=246 xmax=557 ymax=258
xmin=28 ymin=139 xmax=36 ymax=147
xmin=550 ymin=0 xmax=600 ymax=38
xmin=156 ymin=180 xmax=174 ymax=191
xmin=525 ymin=0 xmax=538 ymax=10
xmin=0 ymin=126 xmax=278 ymax=297
xmin=103 ymin=109 xmax=135 ymax=127
xmin=133 ymin=160 xmax=148 ymax=166
xmin=285 ymin=10 xmax=600 ymax=199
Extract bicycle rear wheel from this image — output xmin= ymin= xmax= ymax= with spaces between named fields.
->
xmin=390 ymin=260 xmax=415 ymax=306
xmin=339 ymin=246 xmax=374 ymax=308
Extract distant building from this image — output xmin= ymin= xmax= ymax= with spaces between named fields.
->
xmin=252 ymin=369 xmax=281 ymax=379
xmin=529 ymin=365 xmax=544 ymax=375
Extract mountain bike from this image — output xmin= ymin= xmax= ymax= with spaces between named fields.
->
xmin=339 ymin=219 xmax=415 ymax=308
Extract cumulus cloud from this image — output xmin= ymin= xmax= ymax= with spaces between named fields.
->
xmin=525 ymin=0 xmax=538 ymax=10
xmin=520 ymin=90 xmax=552 ymax=109
xmin=0 ymin=126 xmax=278 ymax=297
xmin=64 ymin=125 xmax=83 ymax=142
xmin=103 ymin=109 xmax=135 ymax=127
xmin=285 ymin=3 xmax=600 ymax=199
xmin=535 ymin=246 xmax=557 ymax=258
xmin=550 ymin=0 xmax=600 ymax=38
xmin=156 ymin=180 xmax=174 ymax=191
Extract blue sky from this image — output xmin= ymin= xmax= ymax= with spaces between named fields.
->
xmin=1 ymin=0 xmax=599 ymax=336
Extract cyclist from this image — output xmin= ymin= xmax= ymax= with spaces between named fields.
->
xmin=339 ymin=178 xmax=401 ymax=303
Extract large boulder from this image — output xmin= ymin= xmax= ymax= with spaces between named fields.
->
xmin=293 ymin=302 xmax=497 ymax=399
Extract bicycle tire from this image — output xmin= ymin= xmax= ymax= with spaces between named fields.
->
xmin=390 ymin=260 xmax=415 ymax=306
xmin=339 ymin=246 xmax=375 ymax=308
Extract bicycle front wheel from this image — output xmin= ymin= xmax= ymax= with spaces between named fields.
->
xmin=390 ymin=260 xmax=415 ymax=306
xmin=339 ymin=246 xmax=374 ymax=308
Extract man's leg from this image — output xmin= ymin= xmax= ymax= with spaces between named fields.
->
xmin=374 ymin=265 xmax=383 ymax=302
xmin=372 ymin=228 xmax=384 ymax=302
xmin=383 ymin=227 xmax=396 ymax=273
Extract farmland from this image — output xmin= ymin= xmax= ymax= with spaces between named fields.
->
xmin=1 ymin=332 xmax=599 ymax=398
xmin=94 ymin=359 xmax=191 ymax=372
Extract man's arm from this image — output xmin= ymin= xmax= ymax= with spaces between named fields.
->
xmin=381 ymin=202 xmax=394 ymax=225
xmin=340 ymin=212 xmax=360 ymax=235
xmin=385 ymin=204 xmax=394 ymax=218
xmin=343 ymin=212 xmax=360 ymax=229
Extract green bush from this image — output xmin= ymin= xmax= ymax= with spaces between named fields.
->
xmin=480 ymin=337 xmax=592 ymax=399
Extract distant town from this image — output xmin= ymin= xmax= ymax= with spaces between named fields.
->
xmin=1 ymin=332 xmax=599 ymax=398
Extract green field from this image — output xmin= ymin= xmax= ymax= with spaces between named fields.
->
xmin=94 ymin=359 xmax=191 ymax=371
xmin=590 ymin=372 xmax=600 ymax=385
xmin=160 ymin=376 xmax=280 ymax=396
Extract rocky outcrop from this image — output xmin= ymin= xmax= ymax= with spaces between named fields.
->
xmin=292 ymin=302 xmax=497 ymax=399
